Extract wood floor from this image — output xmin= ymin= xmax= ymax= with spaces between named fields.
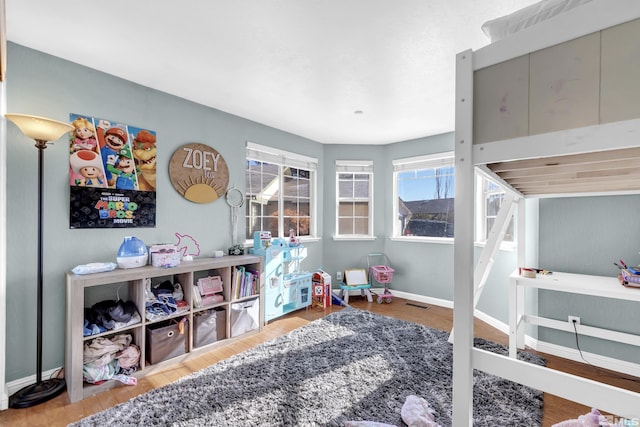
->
xmin=1 ymin=296 xmax=638 ymax=426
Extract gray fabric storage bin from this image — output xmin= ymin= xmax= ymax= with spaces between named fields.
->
xmin=145 ymin=317 xmax=188 ymax=364
xmin=193 ymin=308 xmax=226 ymax=348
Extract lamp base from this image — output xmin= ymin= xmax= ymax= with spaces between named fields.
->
xmin=9 ymin=378 xmax=66 ymax=408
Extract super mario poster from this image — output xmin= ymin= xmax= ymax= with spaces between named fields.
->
xmin=68 ymin=113 xmax=157 ymax=228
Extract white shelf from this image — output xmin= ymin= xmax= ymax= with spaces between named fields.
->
xmin=509 ymin=270 xmax=640 ymax=358
xmin=509 ymin=270 xmax=640 ymax=301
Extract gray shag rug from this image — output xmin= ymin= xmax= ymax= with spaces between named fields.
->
xmin=70 ymin=308 xmax=545 ymax=427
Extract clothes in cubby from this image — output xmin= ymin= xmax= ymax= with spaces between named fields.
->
xmin=83 ymin=299 xmax=141 ymax=336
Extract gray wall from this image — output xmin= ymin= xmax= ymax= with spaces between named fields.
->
xmin=321 ymin=134 xmax=461 ymax=301
xmin=6 ymin=43 xmax=516 ymax=383
xmin=4 ymin=43 xmax=327 ymax=381
xmin=319 ymin=135 xmax=519 ymax=323
xmin=539 ymin=196 xmax=640 ymax=363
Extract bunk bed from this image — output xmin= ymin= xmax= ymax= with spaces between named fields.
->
xmin=453 ymin=1 xmax=640 ymax=425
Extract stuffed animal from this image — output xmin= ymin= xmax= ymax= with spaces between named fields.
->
xmin=552 ymin=408 xmax=625 ymax=427
xmin=345 ymin=395 xmax=441 ymax=427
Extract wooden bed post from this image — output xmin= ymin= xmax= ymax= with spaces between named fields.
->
xmin=452 ymin=48 xmax=474 ymax=427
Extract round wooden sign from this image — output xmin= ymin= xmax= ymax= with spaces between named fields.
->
xmin=169 ymin=143 xmax=229 ymax=204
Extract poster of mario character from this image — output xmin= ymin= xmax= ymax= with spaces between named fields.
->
xmin=69 ymin=150 xmax=107 ymax=188
xmin=68 ymin=114 xmax=102 ymax=186
xmin=68 ymin=113 xmax=157 ymax=229
xmin=109 ymin=145 xmax=138 ymax=191
xmin=129 ymin=125 xmax=157 ymax=192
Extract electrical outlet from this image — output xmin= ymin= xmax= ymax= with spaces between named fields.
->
xmin=336 ymin=271 xmax=343 ymax=282
xmin=568 ymin=315 xmax=581 ymax=324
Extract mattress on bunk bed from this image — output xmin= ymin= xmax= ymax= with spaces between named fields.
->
xmin=482 ymin=0 xmax=593 ymax=42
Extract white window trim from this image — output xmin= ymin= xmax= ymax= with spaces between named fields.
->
xmin=245 ymin=142 xmax=318 ymax=241
xmin=246 ymin=142 xmax=318 ymax=170
xmin=392 ymin=151 xmax=455 ymax=241
xmin=474 ymin=169 xmax=516 ymax=251
xmin=392 ymin=151 xmax=455 ymax=171
xmin=475 ymin=174 xmax=488 ymax=243
xmin=335 ymin=160 xmax=374 ymax=239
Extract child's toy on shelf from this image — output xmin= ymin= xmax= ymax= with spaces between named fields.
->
xmin=253 ymin=230 xmax=271 ymax=250
xmin=228 ymin=244 xmax=245 ymax=256
xmin=614 ymin=259 xmax=640 ymax=288
xmin=618 ymin=269 xmax=640 ymax=288
xmin=196 ymin=275 xmax=224 ymax=306
xmin=288 ymin=228 xmax=300 ymax=247
xmin=149 ymin=243 xmax=180 ymax=268
xmin=367 ymin=252 xmax=394 ymax=304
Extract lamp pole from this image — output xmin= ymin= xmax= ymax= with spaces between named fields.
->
xmin=5 ymin=114 xmax=73 ymax=408
xmin=35 ymin=139 xmax=46 ymax=385
xmin=9 ymin=138 xmax=66 ymax=408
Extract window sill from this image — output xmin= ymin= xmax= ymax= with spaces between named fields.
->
xmin=389 ymin=236 xmax=453 ymax=244
xmin=299 ymin=236 xmax=321 ymax=243
xmin=333 ymin=235 xmax=377 ymax=241
xmin=242 ymin=236 xmax=321 ymax=247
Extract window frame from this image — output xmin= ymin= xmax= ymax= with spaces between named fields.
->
xmin=392 ymin=152 xmax=455 ymax=242
xmin=245 ymin=142 xmax=318 ymax=243
xmin=334 ymin=160 xmax=374 ymax=240
xmin=475 ymin=170 xmax=516 ymax=249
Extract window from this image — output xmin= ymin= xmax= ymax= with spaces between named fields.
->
xmin=393 ymin=152 xmax=455 ymax=239
xmin=335 ymin=160 xmax=373 ymax=237
xmin=245 ymin=143 xmax=317 ymax=241
xmin=476 ymin=174 xmax=514 ymax=243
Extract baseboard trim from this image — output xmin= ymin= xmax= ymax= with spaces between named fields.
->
xmin=473 ymin=310 xmax=509 ymax=335
xmin=380 ymin=288 xmax=453 ymax=309
xmin=0 ymin=385 xmax=7 ymax=411
xmin=531 ymin=339 xmax=640 ymax=378
xmin=395 ymin=289 xmax=640 ymax=378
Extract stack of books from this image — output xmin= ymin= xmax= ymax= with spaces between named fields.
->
xmin=231 ymin=266 xmax=260 ymax=299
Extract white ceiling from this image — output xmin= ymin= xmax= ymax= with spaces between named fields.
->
xmin=5 ymin=0 xmax=538 ymax=145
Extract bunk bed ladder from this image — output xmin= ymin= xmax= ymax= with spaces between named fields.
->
xmin=473 ymin=192 xmax=518 ymax=303
xmin=448 ymin=192 xmax=518 ymax=343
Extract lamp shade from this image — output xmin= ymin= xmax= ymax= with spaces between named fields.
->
xmin=5 ymin=113 xmax=73 ymax=142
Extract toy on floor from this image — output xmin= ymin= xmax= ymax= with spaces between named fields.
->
xmin=367 ymin=253 xmax=394 ymax=304
xmin=312 ymin=270 xmax=332 ymax=308
xmin=345 ymin=395 xmax=441 ymax=427
xmin=339 ymin=268 xmax=373 ymax=304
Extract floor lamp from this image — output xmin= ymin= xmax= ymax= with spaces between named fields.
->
xmin=4 ymin=113 xmax=74 ymax=408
